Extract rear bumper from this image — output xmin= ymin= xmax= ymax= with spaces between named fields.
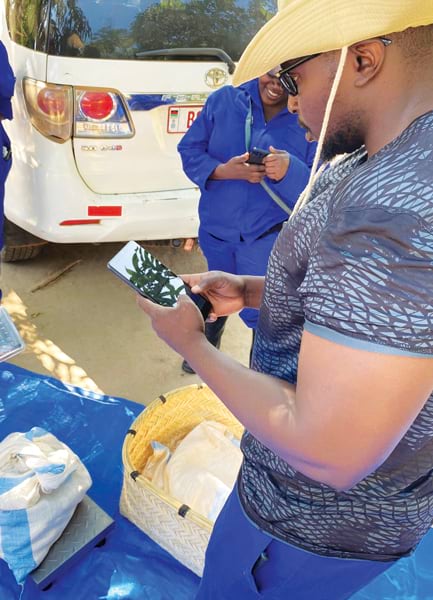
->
xmin=6 ymin=189 xmax=200 ymax=243
xmin=5 ymin=138 xmax=200 ymax=243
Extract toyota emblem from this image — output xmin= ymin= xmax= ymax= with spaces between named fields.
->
xmin=204 ymin=68 xmax=228 ymax=89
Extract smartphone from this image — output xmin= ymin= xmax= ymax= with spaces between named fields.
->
xmin=107 ymin=241 xmax=212 ymax=319
xmin=246 ymin=147 xmax=269 ymax=165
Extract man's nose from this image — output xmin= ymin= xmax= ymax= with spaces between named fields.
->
xmin=288 ymin=95 xmax=298 ymax=114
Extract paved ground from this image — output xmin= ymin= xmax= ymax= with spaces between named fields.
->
xmin=2 ymin=241 xmax=251 ymax=405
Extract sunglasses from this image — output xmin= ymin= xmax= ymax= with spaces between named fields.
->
xmin=277 ymin=38 xmax=392 ymax=97
xmin=276 ymin=54 xmax=321 ymax=96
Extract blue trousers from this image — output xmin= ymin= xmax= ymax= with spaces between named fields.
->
xmin=198 ymin=227 xmax=280 ymax=328
xmin=196 ymin=487 xmax=393 ymax=600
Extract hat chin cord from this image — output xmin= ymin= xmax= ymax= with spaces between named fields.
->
xmin=291 ymin=45 xmax=349 ymax=217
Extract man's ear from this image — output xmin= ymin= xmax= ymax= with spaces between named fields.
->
xmin=349 ymin=40 xmax=387 ymax=88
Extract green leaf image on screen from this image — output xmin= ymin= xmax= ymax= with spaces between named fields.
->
xmin=126 ymin=246 xmax=186 ymax=306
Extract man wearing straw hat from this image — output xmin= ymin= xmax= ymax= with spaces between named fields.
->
xmin=137 ymin=1 xmax=433 ymax=598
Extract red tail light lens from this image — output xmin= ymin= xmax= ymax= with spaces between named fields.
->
xmin=79 ymin=92 xmax=115 ymax=121
xmin=37 ymin=88 xmax=67 ymax=118
xmin=74 ymin=88 xmax=133 ymax=138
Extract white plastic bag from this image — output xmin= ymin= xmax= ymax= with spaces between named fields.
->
xmin=0 ymin=427 xmax=92 ymax=583
xmin=144 ymin=421 xmax=242 ymax=522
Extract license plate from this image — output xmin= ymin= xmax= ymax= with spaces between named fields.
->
xmin=167 ymin=105 xmax=202 ymax=134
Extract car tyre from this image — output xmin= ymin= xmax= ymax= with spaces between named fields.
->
xmin=2 ymin=219 xmax=48 ymax=262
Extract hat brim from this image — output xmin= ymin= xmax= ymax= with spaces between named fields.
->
xmin=233 ymin=0 xmax=433 ymax=86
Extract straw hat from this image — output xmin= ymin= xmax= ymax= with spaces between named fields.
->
xmin=233 ymin=0 xmax=433 ymax=86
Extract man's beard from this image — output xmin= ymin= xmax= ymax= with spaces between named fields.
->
xmin=320 ymin=113 xmax=365 ymax=161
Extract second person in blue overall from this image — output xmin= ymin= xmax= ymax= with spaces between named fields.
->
xmin=178 ymin=71 xmax=315 ymax=372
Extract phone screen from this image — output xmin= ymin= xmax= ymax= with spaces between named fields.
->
xmin=108 ymin=241 xmax=211 ymax=318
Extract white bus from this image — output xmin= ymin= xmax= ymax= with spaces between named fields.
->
xmin=1 ymin=0 xmax=276 ymax=260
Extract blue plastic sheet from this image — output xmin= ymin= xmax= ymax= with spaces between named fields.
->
xmin=0 ymin=364 xmax=199 ymax=599
xmin=0 ymin=363 xmax=431 ymax=599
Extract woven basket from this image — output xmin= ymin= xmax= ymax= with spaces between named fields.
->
xmin=120 ymin=383 xmax=243 ymax=576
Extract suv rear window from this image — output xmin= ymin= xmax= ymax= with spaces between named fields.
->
xmin=45 ymin=0 xmax=277 ymax=61
xmin=6 ymin=0 xmax=50 ymax=50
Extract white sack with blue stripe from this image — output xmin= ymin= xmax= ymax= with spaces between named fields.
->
xmin=0 ymin=427 xmax=92 ymax=583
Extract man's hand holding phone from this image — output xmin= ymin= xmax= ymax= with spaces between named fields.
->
xmin=108 ymin=243 xmax=266 ymax=362
xmin=136 ymin=271 xmax=264 ymax=359
xmin=108 ymin=241 xmax=212 ymax=317
xmin=182 ymin=271 xmax=247 ymax=322
xmin=108 ymin=241 xmax=213 ymax=357
xmin=136 ymin=293 xmax=206 ymax=357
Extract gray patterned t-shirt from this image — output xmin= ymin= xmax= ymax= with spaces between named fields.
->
xmin=239 ymin=111 xmax=433 ymax=561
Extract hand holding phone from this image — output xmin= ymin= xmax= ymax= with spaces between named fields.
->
xmin=107 ymin=241 xmax=212 ymax=319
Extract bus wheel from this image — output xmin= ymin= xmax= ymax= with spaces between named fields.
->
xmin=1 ymin=219 xmax=48 ymax=262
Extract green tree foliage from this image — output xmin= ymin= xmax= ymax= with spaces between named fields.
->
xmin=6 ymin=0 xmax=91 ymax=51
xmin=48 ymin=0 xmax=92 ymax=52
xmin=7 ymin=0 xmax=276 ymax=60
xmin=6 ymin=0 xmax=42 ymax=48
xmin=131 ymin=0 xmax=277 ymax=60
xmin=92 ymin=27 xmax=134 ymax=58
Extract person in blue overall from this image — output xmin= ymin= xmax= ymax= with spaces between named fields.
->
xmin=0 ymin=42 xmax=15 ymax=255
xmin=178 ymin=71 xmax=315 ymax=372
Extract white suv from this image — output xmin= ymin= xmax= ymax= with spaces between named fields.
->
xmin=1 ymin=0 xmax=275 ymax=260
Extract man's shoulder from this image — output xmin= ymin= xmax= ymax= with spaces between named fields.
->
xmin=335 ymin=116 xmax=433 ymax=218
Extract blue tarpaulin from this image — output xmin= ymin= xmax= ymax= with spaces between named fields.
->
xmin=0 ymin=363 xmax=431 ymax=599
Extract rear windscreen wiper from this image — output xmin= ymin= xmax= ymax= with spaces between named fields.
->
xmin=134 ymin=47 xmax=236 ymax=74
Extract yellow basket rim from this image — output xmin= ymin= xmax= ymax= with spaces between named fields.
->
xmin=121 ymin=383 xmax=225 ymax=531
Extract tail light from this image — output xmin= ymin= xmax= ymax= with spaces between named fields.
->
xmin=79 ymin=92 xmax=115 ymax=121
xmin=23 ymin=79 xmax=134 ymax=141
xmin=75 ymin=88 xmax=134 ymax=138
xmin=23 ymin=78 xmax=73 ymax=143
